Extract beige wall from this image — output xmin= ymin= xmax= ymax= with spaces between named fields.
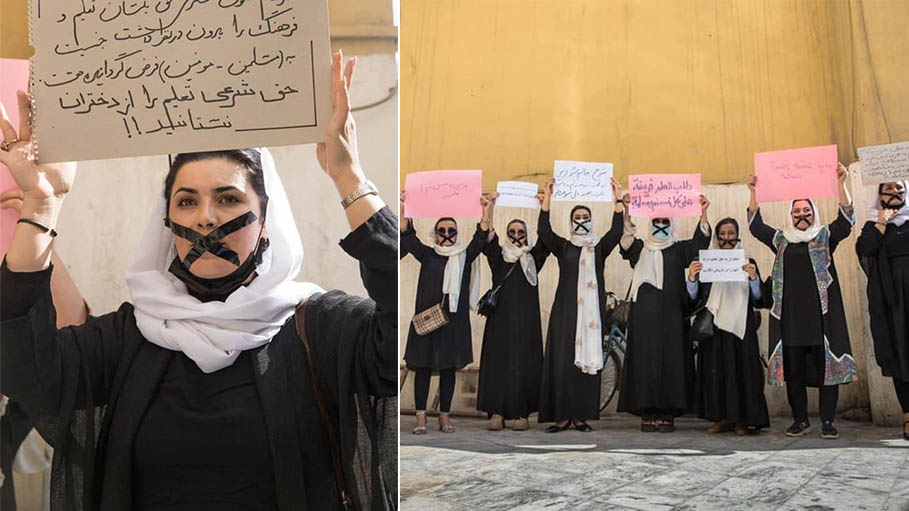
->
xmin=400 ymin=169 xmax=906 ymax=423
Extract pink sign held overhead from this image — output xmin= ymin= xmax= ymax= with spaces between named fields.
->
xmin=754 ymin=145 xmax=839 ymax=203
xmin=404 ymin=170 xmax=483 ymax=219
xmin=0 ymin=58 xmax=30 ymax=256
xmin=628 ymin=173 xmax=702 ymax=218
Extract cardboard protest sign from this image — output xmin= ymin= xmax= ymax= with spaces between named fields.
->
xmin=404 ymin=170 xmax=483 ymax=218
xmin=699 ymin=249 xmax=747 ymax=282
xmin=628 ymin=173 xmax=701 ymax=218
xmin=30 ymin=0 xmax=332 ymax=162
xmin=553 ymin=160 xmax=614 ymax=202
xmin=857 ymin=142 xmax=909 ymax=184
xmin=496 ymin=181 xmax=539 ymax=209
xmin=754 ymin=145 xmax=839 ymax=203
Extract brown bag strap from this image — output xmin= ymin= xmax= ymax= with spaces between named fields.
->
xmin=295 ymin=302 xmax=353 ymax=510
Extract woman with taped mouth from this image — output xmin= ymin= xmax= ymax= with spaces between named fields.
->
xmin=616 ymin=193 xmax=712 ymax=433
xmin=748 ymin=164 xmax=856 ymax=440
xmin=856 ymin=180 xmax=909 ymax=440
xmin=0 ymin=52 xmax=397 ymax=511
xmin=687 ymin=217 xmax=770 ymax=436
xmin=476 ymin=193 xmax=551 ymax=431
xmin=536 ymin=177 xmax=624 ymax=433
xmin=400 ymin=194 xmax=491 ymax=434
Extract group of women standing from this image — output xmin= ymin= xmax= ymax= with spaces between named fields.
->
xmin=403 ymin=163 xmax=909 ymax=441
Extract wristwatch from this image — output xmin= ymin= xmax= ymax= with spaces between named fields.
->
xmin=341 ymin=180 xmax=379 ymax=209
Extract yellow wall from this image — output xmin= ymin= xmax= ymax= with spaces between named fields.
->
xmin=401 ymin=0 xmax=909 ymax=188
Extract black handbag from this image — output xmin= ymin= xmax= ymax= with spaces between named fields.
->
xmin=687 ymin=306 xmax=715 ymax=343
xmin=477 ymin=263 xmax=518 ymax=317
xmin=604 ymin=280 xmax=633 ymax=329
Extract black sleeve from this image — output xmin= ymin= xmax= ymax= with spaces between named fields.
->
xmin=621 ymin=238 xmax=644 ymax=267
xmin=596 ymin=211 xmax=625 ymax=262
xmin=679 ymin=221 xmax=712 ymax=263
xmin=748 ymin=209 xmax=779 ymax=253
xmin=401 ymin=224 xmax=430 ymax=262
xmin=828 ymin=205 xmax=856 ymax=253
xmin=531 ymin=239 xmax=551 ymax=270
xmin=466 ymin=224 xmax=489 ymax=263
xmin=0 ymin=260 xmax=130 ymax=425
xmin=483 ymin=232 xmax=504 ymax=271
xmin=305 ymin=207 xmax=398 ymax=399
xmin=538 ymin=210 xmax=566 ymax=257
xmin=855 ymin=221 xmax=884 ymax=257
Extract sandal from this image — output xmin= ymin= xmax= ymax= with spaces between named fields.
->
xmin=412 ymin=411 xmax=427 ymax=435
xmin=641 ymin=416 xmax=657 ymax=433
xmin=574 ymin=420 xmax=593 ymax=433
xmin=657 ymin=417 xmax=675 ymax=433
xmin=438 ymin=412 xmax=455 ymax=433
xmin=707 ymin=420 xmax=730 ymax=435
xmin=545 ymin=420 xmax=572 ymax=433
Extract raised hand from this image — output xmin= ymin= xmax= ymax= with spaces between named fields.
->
xmin=836 ymin=162 xmax=848 ymax=184
xmin=687 ymin=260 xmax=703 ymax=282
xmin=743 ymin=262 xmax=758 ymax=281
xmin=541 ymin=178 xmax=554 ymax=212
xmin=316 ymin=51 xmax=363 ymax=190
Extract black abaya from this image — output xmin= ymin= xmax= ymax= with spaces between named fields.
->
xmin=536 ymin=210 xmax=624 ymax=423
xmin=476 ymin=235 xmax=551 ymax=420
xmin=617 ymin=223 xmax=711 ymax=418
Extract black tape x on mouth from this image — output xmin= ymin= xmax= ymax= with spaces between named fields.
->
xmin=437 ymin=227 xmax=457 ymax=245
xmin=573 ymin=220 xmax=591 ymax=234
xmin=794 ymin=215 xmax=812 ymax=227
xmin=652 ymin=223 xmax=670 ymax=236
xmin=165 ymin=211 xmax=258 ymax=267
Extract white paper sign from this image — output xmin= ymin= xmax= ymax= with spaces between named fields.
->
xmin=495 ymin=181 xmax=539 ymax=209
xmin=553 ymin=160 xmax=614 ymax=202
xmin=857 ymin=142 xmax=909 ymax=184
xmin=699 ymin=249 xmax=747 ymax=282
xmin=31 ymin=0 xmax=332 ymax=163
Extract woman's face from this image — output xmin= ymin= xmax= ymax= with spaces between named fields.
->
xmin=507 ymin=221 xmax=527 ymax=247
xmin=790 ymin=200 xmax=814 ymax=231
xmin=167 ymin=158 xmax=266 ymax=279
xmin=435 ymin=219 xmax=458 ymax=246
xmin=880 ymin=182 xmax=906 ymax=208
xmin=651 ymin=218 xmax=671 ymax=239
xmin=716 ymin=222 xmax=739 ymax=249
xmin=571 ymin=208 xmax=592 ymax=235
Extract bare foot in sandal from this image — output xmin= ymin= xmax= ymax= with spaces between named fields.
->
xmin=439 ymin=412 xmax=455 ymax=433
xmin=412 ymin=411 xmax=427 ymax=435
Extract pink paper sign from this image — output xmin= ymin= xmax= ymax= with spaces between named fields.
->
xmin=754 ymin=145 xmax=839 ymax=203
xmin=405 ymin=170 xmax=483 ymax=218
xmin=628 ymin=173 xmax=702 ymax=218
xmin=0 ymin=58 xmax=29 ymax=256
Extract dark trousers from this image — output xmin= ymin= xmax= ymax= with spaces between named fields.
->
xmin=783 ymin=345 xmax=838 ymax=422
xmin=413 ymin=368 xmax=456 ymax=413
xmin=894 ymin=379 xmax=909 ymax=414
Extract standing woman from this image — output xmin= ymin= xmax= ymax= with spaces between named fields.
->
xmin=477 ymin=194 xmax=551 ymax=431
xmin=617 ymin=195 xmax=712 ymax=432
xmin=400 ymin=197 xmax=491 ymax=434
xmin=537 ymin=178 xmax=624 ymax=433
xmin=856 ymin=180 xmax=909 ymax=440
xmin=688 ymin=218 xmax=770 ymax=435
xmin=0 ymin=53 xmax=398 ymax=510
xmin=748 ymin=164 xmax=857 ymax=440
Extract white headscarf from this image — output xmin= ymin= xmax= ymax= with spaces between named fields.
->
xmin=866 ymin=180 xmax=909 ymax=227
xmin=125 ymin=148 xmax=323 ymax=373
xmin=629 ymin=218 xmax=677 ymax=301
xmin=705 ymin=221 xmax=750 ymax=340
xmin=500 ymin=220 xmax=537 ymax=286
xmin=568 ymin=209 xmax=603 ymax=375
xmin=782 ymin=198 xmax=824 ymax=243
xmin=431 ymin=219 xmax=481 ymax=313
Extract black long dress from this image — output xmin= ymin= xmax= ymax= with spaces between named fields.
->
xmin=617 ymin=223 xmax=711 ymax=418
xmin=536 ymin=210 xmax=624 ymax=423
xmin=476 ymin=236 xmax=551 ymax=420
xmin=1 ymin=400 xmax=33 ymax=511
xmin=856 ymin=220 xmax=909 ymax=383
xmin=0 ymin=207 xmax=399 ymax=511
xmin=694 ymin=259 xmax=771 ymax=428
xmin=749 ymin=208 xmax=856 ymax=387
xmin=402 ymin=224 xmax=486 ymax=371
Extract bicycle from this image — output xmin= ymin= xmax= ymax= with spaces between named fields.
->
xmin=599 ymin=292 xmax=628 ymax=414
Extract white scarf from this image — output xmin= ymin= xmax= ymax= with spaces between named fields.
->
xmin=432 ymin=224 xmax=481 ymax=313
xmin=125 ymin=148 xmax=323 ymax=373
xmin=569 ymin=217 xmax=603 ymax=375
xmin=629 ymin=219 xmax=677 ymax=301
xmin=866 ymin=181 xmax=909 ymax=227
xmin=705 ymin=237 xmax=750 ymax=340
xmin=782 ymin=198 xmax=824 ymax=243
xmin=501 ymin=231 xmax=538 ymax=286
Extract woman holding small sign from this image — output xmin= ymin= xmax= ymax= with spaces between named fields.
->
xmin=476 ymin=194 xmax=551 ymax=431
xmin=400 ymin=195 xmax=492 ymax=434
xmin=686 ymin=218 xmax=770 ymax=435
xmin=747 ymin=163 xmax=856 ymax=440
xmin=856 ymin=180 xmax=909 ymax=440
xmin=0 ymin=52 xmax=398 ymax=511
xmin=617 ymin=193 xmax=712 ymax=433
xmin=536 ymin=178 xmax=624 ymax=433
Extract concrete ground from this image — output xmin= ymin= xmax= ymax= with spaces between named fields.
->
xmin=401 ymin=415 xmax=909 ymax=511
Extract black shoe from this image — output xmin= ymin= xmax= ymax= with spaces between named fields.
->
xmin=657 ymin=418 xmax=675 ymax=433
xmin=785 ymin=420 xmax=811 ymax=437
xmin=641 ymin=418 xmax=657 ymax=433
xmin=574 ymin=421 xmax=593 ymax=432
xmin=821 ymin=421 xmax=839 ymax=439
xmin=545 ymin=422 xmax=571 ymax=433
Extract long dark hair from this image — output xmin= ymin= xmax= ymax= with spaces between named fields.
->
xmin=164 ymin=149 xmax=268 ymax=216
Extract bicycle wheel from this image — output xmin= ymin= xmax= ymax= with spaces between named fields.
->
xmin=599 ymin=350 xmax=622 ymax=414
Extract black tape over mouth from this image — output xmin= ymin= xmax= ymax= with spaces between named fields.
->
xmin=572 ymin=220 xmax=591 ymax=234
xmin=164 ymin=211 xmax=258 ymax=267
xmin=794 ymin=215 xmax=812 ymax=228
xmin=651 ymin=223 xmax=671 ymax=237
